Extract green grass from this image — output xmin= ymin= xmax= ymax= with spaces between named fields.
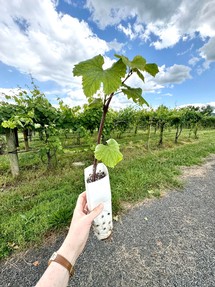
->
xmin=111 ymin=130 xmax=215 ymax=204
xmin=0 ymin=129 xmax=215 ymax=259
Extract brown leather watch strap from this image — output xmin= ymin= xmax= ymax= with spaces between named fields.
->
xmin=48 ymin=252 xmax=75 ymax=276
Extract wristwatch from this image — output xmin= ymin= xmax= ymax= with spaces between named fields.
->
xmin=48 ymin=252 xmax=75 ymax=276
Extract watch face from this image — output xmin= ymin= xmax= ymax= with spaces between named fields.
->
xmin=50 ymin=252 xmax=57 ymax=261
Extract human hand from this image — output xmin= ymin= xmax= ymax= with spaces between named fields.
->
xmin=58 ymin=191 xmax=103 ymax=265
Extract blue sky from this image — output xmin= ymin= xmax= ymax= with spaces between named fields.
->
xmin=0 ymin=0 xmax=214 ymax=110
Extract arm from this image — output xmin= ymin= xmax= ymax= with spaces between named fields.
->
xmin=36 ymin=191 xmax=103 ymax=287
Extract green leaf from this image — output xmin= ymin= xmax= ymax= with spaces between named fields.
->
xmin=73 ymin=55 xmax=104 ymax=97
xmin=73 ymin=55 xmax=126 ymax=97
xmin=134 ymin=69 xmax=145 ymax=83
xmin=2 ymin=120 xmax=17 ymax=129
xmin=94 ymin=138 xmax=123 ymax=168
xmin=103 ymin=60 xmax=126 ymax=95
xmin=88 ymin=98 xmax=103 ymax=108
xmin=145 ymin=63 xmax=159 ymax=77
xmin=121 ymin=84 xmax=149 ymax=106
xmin=115 ymin=55 xmax=146 ymax=71
xmin=115 ymin=54 xmax=131 ymax=67
xmin=130 ymin=56 xmax=146 ymax=71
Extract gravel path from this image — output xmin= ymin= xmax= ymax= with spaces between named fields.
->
xmin=0 ymin=156 xmax=215 ymax=287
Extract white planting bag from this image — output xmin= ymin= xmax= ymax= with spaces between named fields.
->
xmin=84 ymin=163 xmax=113 ymax=240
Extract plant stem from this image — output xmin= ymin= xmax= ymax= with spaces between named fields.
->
xmin=92 ymin=92 xmax=114 ymax=181
xmin=91 ymin=70 xmax=133 ymax=182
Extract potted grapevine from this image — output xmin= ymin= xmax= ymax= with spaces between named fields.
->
xmin=73 ymin=54 xmax=158 ymax=239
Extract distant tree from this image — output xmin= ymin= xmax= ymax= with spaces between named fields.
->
xmin=184 ymin=107 xmax=203 ymax=139
xmin=58 ymin=100 xmax=81 ymax=138
xmin=155 ymin=105 xmax=171 ymax=146
xmin=27 ymin=86 xmax=62 ymax=169
xmin=170 ymin=108 xmax=186 ymax=143
xmin=2 ymin=83 xmax=63 ymax=170
xmin=80 ymin=102 xmax=103 ymax=134
xmin=113 ymin=107 xmax=135 ymax=138
xmin=139 ymin=108 xmax=156 ymax=149
xmin=200 ymin=105 xmax=214 ymax=116
xmin=0 ymin=102 xmax=23 ymax=177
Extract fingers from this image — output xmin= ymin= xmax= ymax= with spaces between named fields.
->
xmin=87 ymin=203 xmax=104 ymax=222
xmin=76 ymin=192 xmax=87 ymax=210
xmin=83 ymin=203 xmax=88 ymax=214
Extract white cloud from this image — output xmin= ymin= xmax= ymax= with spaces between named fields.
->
xmin=0 ymin=88 xmax=23 ymax=102
xmin=199 ymin=37 xmax=215 ymax=62
xmin=117 ymin=23 xmax=137 ymax=40
xmin=163 ymin=93 xmax=173 ymax=97
xmin=196 ymin=37 xmax=215 ymax=73
xmin=155 ymin=64 xmax=192 ymax=85
xmin=62 ymin=89 xmax=88 ymax=108
xmin=188 ymin=57 xmax=200 ymax=66
xmin=0 ymin=0 xmax=120 ymax=88
xmin=178 ymin=102 xmax=215 ymax=110
xmin=150 ymin=24 xmax=181 ymax=49
xmin=63 ymin=0 xmax=76 ymax=6
xmin=1 ymin=0 xmax=214 ymax=110
xmin=107 ymin=39 xmax=126 ymax=52
xmin=85 ymin=0 xmax=182 ymax=29
xmin=177 ymin=44 xmax=194 ymax=56
xmin=85 ymin=0 xmax=215 ymax=51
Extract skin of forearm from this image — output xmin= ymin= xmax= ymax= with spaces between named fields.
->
xmin=36 ymin=238 xmax=78 ymax=287
xmin=36 ymin=262 xmax=70 ymax=287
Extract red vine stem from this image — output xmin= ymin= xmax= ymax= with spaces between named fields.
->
xmin=91 ymin=69 xmax=133 ymax=182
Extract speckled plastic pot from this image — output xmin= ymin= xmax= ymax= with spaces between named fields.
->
xmin=84 ymin=163 xmax=113 ymax=240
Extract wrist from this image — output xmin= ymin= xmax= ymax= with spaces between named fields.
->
xmin=57 ymin=236 xmax=79 ymax=266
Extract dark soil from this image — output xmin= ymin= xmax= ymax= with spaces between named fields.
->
xmin=86 ymin=170 xmax=106 ymax=183
xmin=0 ymin=155 xmax=215 ymax=287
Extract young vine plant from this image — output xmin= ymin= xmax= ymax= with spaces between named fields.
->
xmin=73 ymin=54 xmax=159 ymax=181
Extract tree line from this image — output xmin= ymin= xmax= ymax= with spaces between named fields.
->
xmin=0 ymin=84 xmax=214 ymax=177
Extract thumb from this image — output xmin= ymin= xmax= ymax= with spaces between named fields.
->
xmin=87 ymin=203 xmax=104 ymax=222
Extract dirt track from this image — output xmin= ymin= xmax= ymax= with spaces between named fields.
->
xmin=0 ymin=156 xmax=215 ymax=287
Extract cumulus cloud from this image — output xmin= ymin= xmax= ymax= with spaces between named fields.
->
xmin=155 ymin=64 xmax=192 ymax=85
xmin=85 ymin=0 xmax=215 ymax=54
xmin=0 ymin=0 xmax=123 ymax=88
xmin=117 ymin=23 xmax=137 ymax=40
xmin=85 ymin=0 xmax=182 ymax=29
xmin=199 ymin=37 xmax=215 ymax=62
xmin=107 ymin=39 xmax=126 ymax=52
xmin=149 ymin=24 xmax=181 ymax=49
xmin=61 ymin=89 xmax=88 ymax=107
xmin=1 ymin=0 xmax=214 ymax=110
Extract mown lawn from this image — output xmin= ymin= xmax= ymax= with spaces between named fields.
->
xmin=0 ymin=129 xmax=215 ymax=259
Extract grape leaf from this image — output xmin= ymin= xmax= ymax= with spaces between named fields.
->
xmin=115 ymin=54 xmax=146 ymax=71
xmin=130 ymin=55 xmax=146 ymax=71
xmin=115 ymin=54 xmax=159 ymax=78
xmin=115 ymin=54 xmax=131 ymax=67
xmin=94 ymin=139 xmax=123 ymax=168
xmin=145 ymin=63 xmax=159 ymax=77
xmin=121 ymin=84 xmax=149 ymax=106
xmin=134 ymin=68 xmax=145 ymax=83
xmin=73 ymin=54 xmax=126 ymax=97
xmin=88 ymin=98 xmax=103 ymax=108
